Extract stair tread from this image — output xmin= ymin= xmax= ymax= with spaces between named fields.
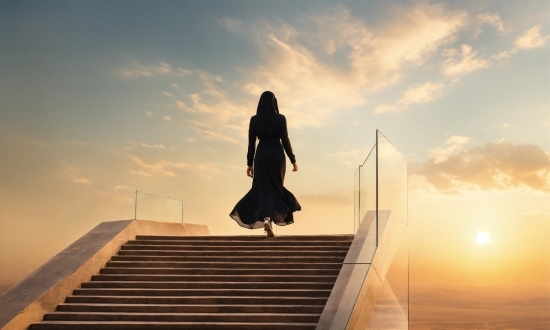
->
xmin=32 ymin=321 xmax=319 ymax=325
xmin=31 ymin=234 xmax=353 ymax=329
xmin=48 ymin=312 xmax=321 ymax=316
xmin=33 ymin=321 xmax=319 ymax=324
xmin=59 ymin=302 xmax=328 ymax=308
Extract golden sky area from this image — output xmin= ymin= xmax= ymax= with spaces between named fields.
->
xmin=1 ymin=1 xmax=549 ymax=328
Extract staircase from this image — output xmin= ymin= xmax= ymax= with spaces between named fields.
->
xmin=29 ymin=234 xmax=354 ymax=330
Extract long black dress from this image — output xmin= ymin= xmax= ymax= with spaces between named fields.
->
xmin=230 ymin=113 xmax=301 ymax=229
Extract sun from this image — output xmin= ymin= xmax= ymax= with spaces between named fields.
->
xmin=476 ymin=231 xmax=490 ymax=244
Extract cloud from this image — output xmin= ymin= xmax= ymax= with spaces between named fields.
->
xmin=412 ymin=141 xmax=550 ymax=193
xmin=513 ymin=25 xmax=549 ymax=51
xmin=218 ymin=17 xmax=244 ymax=33
xmin=426 ymin=135 xmax=471 ymax=163
xmin=398 ymin=82 xmax=444 ymax=106
xmin=191 ymin=126 xmax=240 ymax=145
xmin=144 ymin=111 xmax=154 ymax=117
xmin=177 ymin=68 xmax=193 ymax=76
xmin=171 ymin=82 xmax=181 ymax=90
xmin=490 ymin=51 xmax=511 ymax=61
xmin=475 ymin=13 xmax=506 ymax=36
xmin=59 ymin=162 xmax=92 ymax=184
xmin=193 ymin=162 xmax=223 ymax=180
xmin=113 ymin=185 xmax=134 ymax=192
xmin=175 ymin=71 xmax=251 ymax=140
xmin=441 ymin=44 xmax=489 ymax=76
xmin=375 ymin=82 xmax=444 ymax=113
xmin=120 ymin=60 xmax=173 ymax=78
xmin=129 ymin=156 xmax=188 ymax=177
xmin=162 ymin=91 xmax=174 ymax=98
xmin=225 ymin=2 xmax=467 ymax=123
xmin=139 ymin=143 xmax=173 ymax=150
xmin=119 ymin=60 xmax=193 ymax=78
xmin=162 ymin=115 xmax=172 ymax=121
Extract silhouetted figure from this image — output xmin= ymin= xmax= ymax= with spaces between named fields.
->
xmin=230 ymin=91 xmax=301 ymax=237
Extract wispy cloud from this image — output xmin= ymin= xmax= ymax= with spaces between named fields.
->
xmin=375 ymin=82 xmax=444 ymax=113
xmin=162 ymin=115 xmax=172 ymax=121
xmin=59 ymin=161 xmax=92 ymax=184
xmin=139 ymin=143 xmax=174 ymax=150
xmin=412 ymin=140 xmax=550 ymax=193
xmin=129 ymin=156 xmax=188 ymax=177
xmin=120 ymin=60 xmax=173 ymax=78
xmin=218 ymin=17 xmax=244 ymax=34
xmin=113 ymin=185 xmax=134 ymax=192
xmin=191 ymin=126 xmax=240 ymax=145
xmin=193 ymin=162 xmax=222 ymax=180
xmin=474 ymin=13 xmax=506 ymax=37
xmin=119 ymin=60 xmax=192 ymax=78
xmin=144 ymin=111 xmax=154 ymax=117
xmin=174 ymin=71 xmax=251 ymax=141
xmin=512 ymin=25 xmax=549 ymax=51
xmin=162 ymin=91 xmax=174 ymax=98
xmin=441 ymin=44 xmax=489 ymax=76
xmin=220 ymin=2 xmax=467 ymax=122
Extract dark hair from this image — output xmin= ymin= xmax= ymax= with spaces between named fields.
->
xmin=256 ymin=91 xmax=279 ymax=137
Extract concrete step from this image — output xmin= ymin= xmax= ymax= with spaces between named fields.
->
xmin=136 ymin=235 xmax=353 ymax=241
xmin=120 ymin=245 xmax=349 ymax=251
xmin=44 ymin=312 xmax=321 ymax=322
xmin=91 ymin=274 xmax=338 ymax=283
xmin=81 ymin=281 xmax=335 ymax=290
xmin=29 ymin=321 xmax=318 ymax=330
xmin=99 ymin=267 xmax=341 ymax=276
xmin=116 ymin=249 xmax=348 ymax=257
xmin=56 ymin=303 xmax=325 ymax=314
xmin=30 ymin=234 xmax=353 ymax=330
xmin=111 ymin=255 xmax=346 ymax=263
xmin=72 ymin=288 xmax=332 ymax=298
xmin=105 ymin=261 xmax=343 ymax=269
xmin=125 ymin=240 xmax=352 ymax=247
xmin=64 ymin=296 xmax=328 ymax=305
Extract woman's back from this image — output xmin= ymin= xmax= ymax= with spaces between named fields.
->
xmin=230 ymin=91 xmax=301 ymax=236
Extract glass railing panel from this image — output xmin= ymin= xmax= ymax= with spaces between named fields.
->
xmin=370 ymin=130 xmax=408 ymax=328
xmin=377 ymin=130 xmax=408 ymax=231
xmin=366 ymin=227 xmax=409 ymax=329
xmin=354 ymin=166 xmax=360 ymax=233
xmin=355 ymin=144 xmax=376 ymax=233
xmin=134 ymin=190 xmax=183 ymax=223
xmin=324 ymin=130 xmax=408 ymax=330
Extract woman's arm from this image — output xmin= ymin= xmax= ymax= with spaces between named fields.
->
xmin=280 ymin=115 xmax=297 ymax=165
xmin=246 ymin=117 xmax=256 ymax=167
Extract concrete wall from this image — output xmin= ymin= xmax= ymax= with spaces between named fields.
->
xmin=0 ymin=220 xmax=210 ymax=330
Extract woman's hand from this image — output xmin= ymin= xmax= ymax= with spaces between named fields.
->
xmin=292 ymin=163 xmax=298 ymax=172
xmin=246 ymin=166 xmax=254 ymax=178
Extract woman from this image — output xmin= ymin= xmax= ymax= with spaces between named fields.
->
xmin=229 ymin=91 xmax=301 ymax=237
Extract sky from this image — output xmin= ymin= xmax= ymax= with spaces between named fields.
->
xmin=1 ymin=0 xmax=549 ymax=327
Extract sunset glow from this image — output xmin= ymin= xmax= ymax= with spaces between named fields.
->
xmin=476 ymin=231 xmax=490 ymax=245
xmin=0 ymin=1 xmax=549 ymax=328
